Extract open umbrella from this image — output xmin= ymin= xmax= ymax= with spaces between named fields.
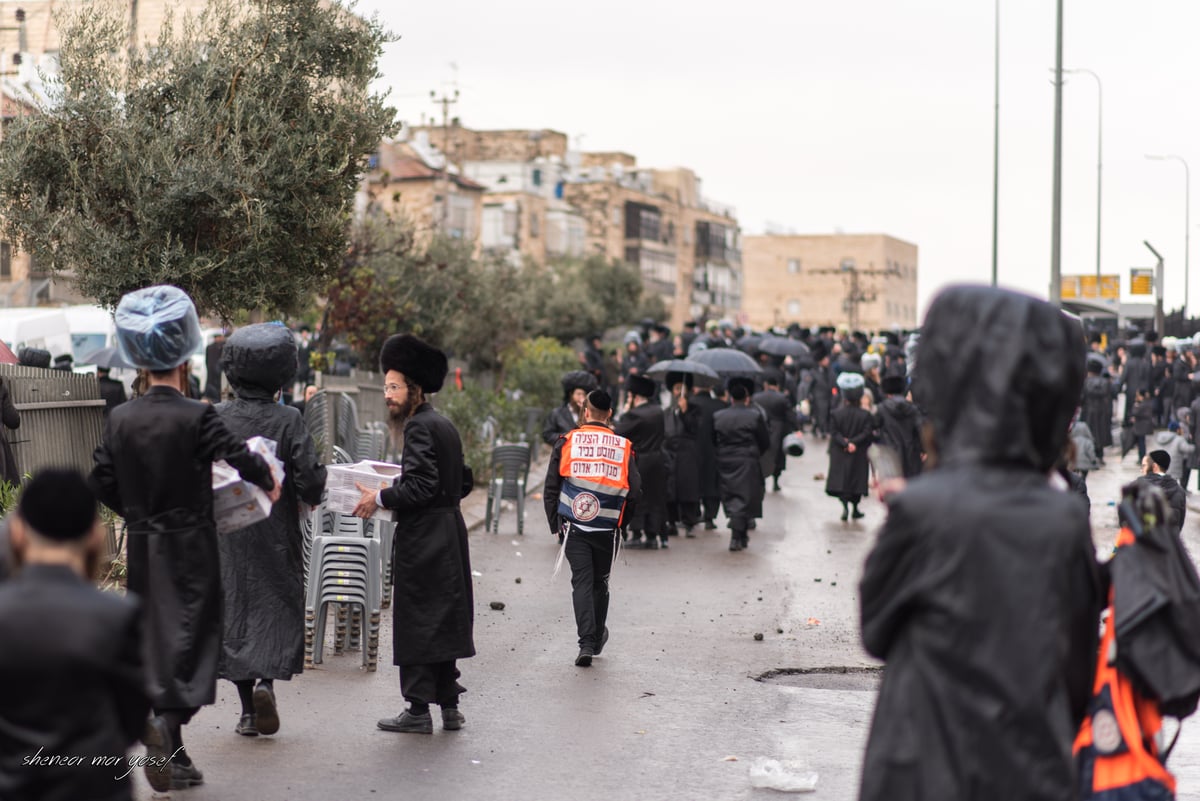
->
xmin=735 ymin=333 xmax=763 ymax=354
xmin=80 ymin=346 xmax=135 ymax=370
xmin=687 ymin=348 xmax=762 ymax=379
xmin=645 ymin=359 xmax=720 ymax=381
xmin=758 ymin=336 xmax=814 ymax=367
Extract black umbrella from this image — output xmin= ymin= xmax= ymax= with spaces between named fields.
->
xmin=645 ymin=359 xmax=720 ymax=381
xmin=758 ymin=336 xmax=813 ymax=365
xmin=80 ymin=346 xmax=135 ymax=370
xmin=687 ymin=348 xmax=762 ymax=378
xmin=735 ymin=333 xmax=763 ymax=354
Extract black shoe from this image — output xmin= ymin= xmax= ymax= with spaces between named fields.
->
xmin=442 ymin=708 xmax=465 ymax=731
xmin=377 ymin=710 xmax=433 ymax=734
xmin=840 ymin=508 xmax=849 ymax=522
xmin=235 ymin=713 xmax=259 ymax=737
xmin=748 ymin=520 xmax=757 ymax=530
xmin=170 ymin=760 xmax=204 ymax=790
xmin=684 ymin=526 xmax=696 ymax=538
xmin=642 ymin=538 xmax=659 ymax=550
xmin=729 ymin=536 xmax=743 ymax=551
xmin=659 ymin=537 xmax=668 ymax=549
xmin=253 ymin=683 xmax=279 ymax=736
xmin=852 ymin=509 xmax=865 ymax=520
xmin=772 ymin=481 xmax=781 ymax=492
xmin=594 ymin=626 xmax=609 ymax=656
xmin=575 ymin=647 xmax=594 ymax=667
xmin=704 ymin=520 xmax=717 ymax=531
xmin=141 ymin=716 xmax=173 ymax=793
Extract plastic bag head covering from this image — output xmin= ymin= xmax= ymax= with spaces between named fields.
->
xmin=114 ymin=285 xmax=203 ymax=371
xmin=913 ymin=285 xmax=1085 ymax=472
xmin=220 ymin=323 xmax=298 ymax=400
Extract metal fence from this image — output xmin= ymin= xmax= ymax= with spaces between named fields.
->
xmin=0 ymin=364 xmax=105 ymax=479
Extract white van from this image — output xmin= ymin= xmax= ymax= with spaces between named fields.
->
xmin=0 ymin=307 xmax=73 ymax=360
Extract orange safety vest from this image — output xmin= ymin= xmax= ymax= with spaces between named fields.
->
xmin=557 ymin=423 xmax=632 ymax=529
xmin=1074 ymin=526 xmax=1176 ymax=800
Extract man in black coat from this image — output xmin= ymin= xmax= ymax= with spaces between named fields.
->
xmin=807 ymin=341 xmax=834 ymax=438
xmin=1138 ymin=449 xmax=1187 ymax=536
xmin=690 ymin=383 xmax=727 ymax=530
xmin=0 ymin=470 xmax=151 ymax=801
xmin=216 ymin=325 xmax=327 ymax=738
xmin=663 ymin=376 xmax=702 ymax=536
xmin=859 ymin=286 xmax=1102 ymax=801
xmin=752 ymin=373 xmax=797 ymax=493
xmin=354 ymin=334 xmax=474 ymax=736
xmin=873 ymin=374 xmax=923 ymax=478
xmin=615 ymin=374 xmax=668 ymax=549
xmin=203 ymin=331 xmax=226 ymax=402
xmin=90 ymin=286 xmax=279 ymax=792
xmin=713 ymin=377 xmax=769 ymax=551
xmin=97 ymin=367 xmax=128 ymax=418
xmin=1118 ymin=340 xmax=1152 ymax=425
xmin=1081 ymin=359 xmax=1114 ymax=458
xmin=542 ymin=371 xmax=596 ymax=446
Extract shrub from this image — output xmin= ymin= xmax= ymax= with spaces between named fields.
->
xmin=501 ymin=337 xmax=581 ymax=412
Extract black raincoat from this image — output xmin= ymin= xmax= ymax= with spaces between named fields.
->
xmin=1081 ymin=373 xmax=1115 ymax=451
xmin=215 ymin=325 xmax=327 ymax=682
xmin=752 ymin=388 xmax=795 ymax=479
xmin=859 ymin=286 xmax=1103 ymax=801
xmin=712 ymin=404 xmax=769 ymax=526
xmin=1119 ymin=344 xmax=1151 ymax=423
xmin=614 ymin=402 xmax=667 ymax=535
xmin=382 ymin=403 xmax=475 ymax=666
xmin=689 ymin=391 xmax=726 ymax=504
xmin=874 ymin=396 xmax=923 ymax=478
xmin=663 ymin=403 xmax=701 ymax=506
xmin=90 ymin=387 xmax=274 ymax=711
xmin=826 ymin=405 xmax=874 ymax=501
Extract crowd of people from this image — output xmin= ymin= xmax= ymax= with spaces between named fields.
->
xmin=3 ymin=281 xmax=1200 ymax=801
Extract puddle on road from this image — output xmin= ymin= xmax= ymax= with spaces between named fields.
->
xmin=756 ymin=666 xmax=882 ymax=692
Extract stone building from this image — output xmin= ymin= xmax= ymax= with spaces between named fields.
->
xmin=741 ymin=233 xmax=919 ymax=332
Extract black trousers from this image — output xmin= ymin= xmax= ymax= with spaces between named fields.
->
xmin=399 ymin=661 xmax=463 ymax=708
xmin=702 ymin=495 xmax=721 ymax=523
xmin=564 ymin=526 xmax=618 ymax=649
xmin=667 ymin=501 xmax=701 ymax=528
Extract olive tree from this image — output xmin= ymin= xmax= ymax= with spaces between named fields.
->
xmin=0 ymin=0 xmax=396 ymax=317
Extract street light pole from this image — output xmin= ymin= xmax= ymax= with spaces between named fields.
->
xmin=1049 ymin=0 xmax=1064 ymax=307
xmin=1065 ymin=68 xmax=1102 ymax=286
xmin=1145 ymin=240 xmax=1164 ymax=336
xmin=1147 ymin=154 xmax=1191 ymax=319
xmin=991 ymin=0 xmax=1000 ymax=287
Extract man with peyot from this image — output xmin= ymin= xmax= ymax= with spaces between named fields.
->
xmin=353 ymin=334 xmax=475 ymax=735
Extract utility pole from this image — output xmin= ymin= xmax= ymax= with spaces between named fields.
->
xmin=1049 ymin=0 xmax=1064 ymax=306
xmin=1145 ymin=240 xmax=1164 ymax=336
xmin=991 ymin=0 xmax=999 ymax=287
xmin=429 ymin=88 xmax=458 ymax=230
xmin=812 ymin=259 xmax=901 ymax=332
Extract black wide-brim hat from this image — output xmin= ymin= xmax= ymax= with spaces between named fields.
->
xmin=626 ymin=374 xmax=656 ymax=399
xmin=380 ymin=334 xmax=448 ymax=393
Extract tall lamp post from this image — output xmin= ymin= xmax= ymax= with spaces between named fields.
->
xmin=990 ymin=0 xmax=1000 ymax=287
xmin=1065 ymin=68 xmax=1102 ymax=286
xmin=1049 ymin=0 xmax=1064 ymax=306
xmin=1146 ymin=154 xmax=1190 ymax=320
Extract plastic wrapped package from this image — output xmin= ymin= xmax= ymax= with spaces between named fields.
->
xmin=220 ymin=323 xmax=298 ymax=396
xmin=748 ymin=758 xmax=818 ymax=793
xmin=114 ymin=285 xmax=203 ymax=370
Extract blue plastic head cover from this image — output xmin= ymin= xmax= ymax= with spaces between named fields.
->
xmin=114 ymin=285 xmax=203 ymax=371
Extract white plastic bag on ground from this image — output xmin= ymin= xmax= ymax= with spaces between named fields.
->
xmin=748 ymin=757 xmax=818 ymax=792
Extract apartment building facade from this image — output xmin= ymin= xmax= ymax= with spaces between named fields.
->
xmin=741 ymin=233 xmax=919 ymax=332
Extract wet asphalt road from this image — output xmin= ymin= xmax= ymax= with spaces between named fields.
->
xmin=129 ymin=437 xmax=1200 ymax=800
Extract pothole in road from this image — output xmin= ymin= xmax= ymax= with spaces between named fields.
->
xmin=756 ymin=666 xmax=882 ymax=691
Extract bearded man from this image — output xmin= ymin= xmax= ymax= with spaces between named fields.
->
xmin=353 ymin=334 xmax=475 ymax=735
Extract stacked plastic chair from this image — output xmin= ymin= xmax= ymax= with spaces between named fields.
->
xmin=304 ymin=535 xmax=382 ymax=671
xmin=485 ymin=443 xmax=532 ymax=535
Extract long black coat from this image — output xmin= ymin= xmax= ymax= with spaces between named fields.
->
xmin=380 ymin=403 xmax=475 ymax=666
xmin=614 ymin=401 xmax=667 ymax=532
xmin=826 ymin=405 xmax=874 ymax=501
xmin=663 ymin=403 xmax=701 ymax=505
xmin=0 ymin=377 xmax=19 ymax=485
xmin=752 ymin=389 xmax=796 ymax=478
xmin=808 ymin=364 xmax=833 ymax=432
xmin=1081 ymin=374 xmax=1114 ymax=450
xmin=861 ymin=286 xmax=1101 ymax=801
xmin=873 ymin=397 xmax=923 ymax=478
xmin=859 ymin=467 xmax=1102 ymax=801
xmin=90 ymin=386 xmax=274 ymax=710
xmin=0 ymin=565 xmax=150 ymax=801
xmin=712 ymin=403 xmax=769 ymax=525
xmin=1120 ymin=352 xmax=1151 ymax=422
xmin=541 ymin=404 xmax=578 ymax=446
xmin=690 ymin=391 xmax=726 ymax=500
xmin=216 ymin=395 xmax=327 ymax=682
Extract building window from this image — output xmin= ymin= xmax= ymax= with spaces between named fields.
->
xmin=0 ymin=242 xmax=10 ymax=280
xmin=786 ymin=299 xmax=801 ymax=317
xmin=787 ymin=259 xmax=800 ymax=274
xmin=531 ymin=168 xmax=542 ymax=187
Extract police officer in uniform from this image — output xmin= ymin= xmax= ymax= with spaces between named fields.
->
xmin=543 ymin=390 xmax=642 ymax=667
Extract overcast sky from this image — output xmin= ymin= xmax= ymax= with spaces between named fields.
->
xmin=354 ymin=0 xmax=1200 ymax=319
